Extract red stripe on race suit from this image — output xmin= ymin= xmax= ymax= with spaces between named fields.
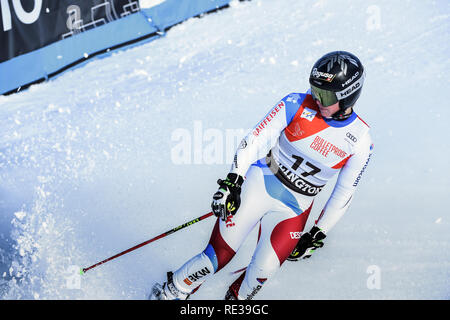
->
xmin=228 ymin=271 xmax=246 ymax=299
xmin=208 ymin=218 xmax=236 ymax=272
xmin=270 ymin=204 xmax=312 ymax=264
xmin=284 ymin=95 xmax=329 ymax=142
xmin=332 ymin=154 xmax=352 ymax=169
xmin=357 ymin=115 xmax=370 ymax=128
xmin=315 ymin=209 xmax=325 ymax=225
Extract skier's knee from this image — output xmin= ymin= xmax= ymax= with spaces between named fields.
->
xmin=202 ymin=242 xmax=235 ymax=273
xmin=205 ymin=220 xmax=236 ymax=272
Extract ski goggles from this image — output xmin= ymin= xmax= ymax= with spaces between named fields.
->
xmin=310 ymin=85 xmax=338 ymax=107
xmin=311 ymin=72 xmax=365 ymax=108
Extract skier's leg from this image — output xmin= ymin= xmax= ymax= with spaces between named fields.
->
xmin=227 ymin=204 xmax=312 ymax=299
xmin=170 ymin=164 xmax=272 ymax=295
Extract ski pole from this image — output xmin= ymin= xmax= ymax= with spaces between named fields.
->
xmin=80 ymin=211 xmax=214 ymax=274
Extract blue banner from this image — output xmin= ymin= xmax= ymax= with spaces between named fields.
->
xmin=0 ymin=0 xmax=233 ymax=95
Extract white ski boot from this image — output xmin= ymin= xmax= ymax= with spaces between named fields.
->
xmin=148 ymin=271 xmax=190 ymax=300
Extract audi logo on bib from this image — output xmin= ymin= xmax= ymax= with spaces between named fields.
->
xmin=346 ymin=132 xmax=357 ymax=142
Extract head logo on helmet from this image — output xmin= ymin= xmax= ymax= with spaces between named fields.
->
xmin=309 ymin=51 xmax=365 ymax=120
xmin=342 ymin=71 xmax=359 ymax=87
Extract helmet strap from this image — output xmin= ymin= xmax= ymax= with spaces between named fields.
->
xmin=331 ymin=106 xmax=353 ymax=120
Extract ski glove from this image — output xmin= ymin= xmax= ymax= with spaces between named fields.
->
xmin=211 ymin=173 xmax=245 ymax=222
xmin=287 ymin=226 xmax=326 ymax=261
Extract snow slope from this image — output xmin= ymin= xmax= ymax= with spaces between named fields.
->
xmin=0 ymin=0 xmax=449 ymax=299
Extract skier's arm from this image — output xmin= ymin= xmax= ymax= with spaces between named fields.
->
xmin=212 ymin=94 xmax=303 ymax=220
xmin=229 ymin=94 xmax=301 ymax=177
xmin=315 ymin=132 xmax=373 ymax=234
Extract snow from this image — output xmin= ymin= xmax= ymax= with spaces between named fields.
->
xmin=0 ymin=0 xmax=449 ymax=300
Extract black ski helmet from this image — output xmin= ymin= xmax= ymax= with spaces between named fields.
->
xmin=309 ymin=51 xmax=365 ymax=119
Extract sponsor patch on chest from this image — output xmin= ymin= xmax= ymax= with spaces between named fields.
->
xmin=300 ymin=107 xmax=317 ymax=121
xmin=310 ymin=135 xmax=347 ymax=158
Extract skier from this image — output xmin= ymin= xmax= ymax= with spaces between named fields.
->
xmin=149 ymin=51 xmax=373 ymax=300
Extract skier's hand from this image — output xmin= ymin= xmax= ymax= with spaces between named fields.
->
xmin=287 ymin=226 xmax=326 ymax=261
xmin=211 ymin=173 xmax=244 ymax=221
